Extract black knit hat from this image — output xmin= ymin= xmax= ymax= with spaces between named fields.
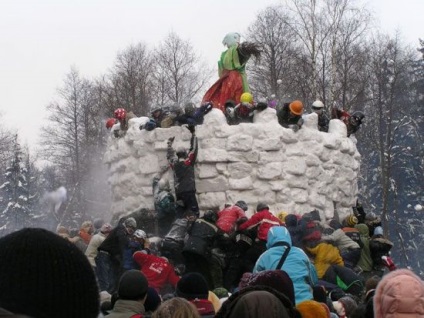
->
xmin=175 ymin=272 xmax=209 ymax=300
xmin=118 ymin=270 xmax=148 ymax=300
xmin=0 ymin=228 xmax=99 ymax=318
xmin=144 ymin=287 xmax=161 ymax=312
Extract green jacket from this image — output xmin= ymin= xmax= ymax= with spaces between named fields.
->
xmin=355 ymin=224 xmax=373 ymax=272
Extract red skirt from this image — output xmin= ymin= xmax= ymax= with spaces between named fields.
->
xmin=202 ymin=70 xmax=244 ymax=112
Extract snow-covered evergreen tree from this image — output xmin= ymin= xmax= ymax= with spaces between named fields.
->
xmin=0 ymin=137 xmax=31 ymax=236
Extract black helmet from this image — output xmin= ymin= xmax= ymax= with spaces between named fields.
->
xmin=184 ymin=102 xmax=196 ymax=116
xmin=176 ymin=147 xmax=187 ymax=158
xmin=203 ymin=210 xmax=218 ymax=223
xmin=235 ymin=200 xmax=248 ymax=211
xmin=256 ymin=202 xmax=269 ymax=211
xmin=351 ymin=111 xmax=365 ymax=123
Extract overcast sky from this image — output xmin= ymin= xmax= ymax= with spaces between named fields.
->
xmin=0 ymin=0 xmax=422 ymax=149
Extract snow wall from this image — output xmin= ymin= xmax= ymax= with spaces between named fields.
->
xmin=103 ymin=107 xmax=360 ymax=221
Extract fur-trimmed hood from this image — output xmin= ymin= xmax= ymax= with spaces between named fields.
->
xmin=374 ymin=268 xmax=424 ymax=318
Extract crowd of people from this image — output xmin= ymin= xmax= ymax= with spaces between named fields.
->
xmin=0 ymin=202 xmax=422 ymax=318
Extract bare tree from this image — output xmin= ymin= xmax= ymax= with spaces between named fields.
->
xmin=247 ymin=6 xmax=298 ymax=101
xmin=40 ymin=67 xmax=93 ymax=221
xmin=108 ymin=43 xmax=154 ymax=116
xmin=152 ymin=32 xmax=211 ymax=107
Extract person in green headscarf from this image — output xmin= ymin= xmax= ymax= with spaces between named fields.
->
xmin=202 ymin=32 xmax=261 ymax=112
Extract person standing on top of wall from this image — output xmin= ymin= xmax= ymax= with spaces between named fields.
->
xmin=167 ymin=126 xmax=199 ymax=218
xmin=310 ymin=100 xmax=329 ymax=132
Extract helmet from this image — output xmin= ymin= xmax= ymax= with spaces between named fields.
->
xmin=151 ymin=106 xmax=162 ymax=115
xmin=203 ymin=210 xmax=218 ymax=223
xmin=100 ymin=223 xmax=112 ymax=234
xmin=256 ymin=202 xmax=269 ymax=211
xmin=224 ymin=100 xmax=236 ymax=108
xmin=256 ymin=97 xmax=268 ymax=111
xmin=123 ymin=217 xmax=137 ymax=229
xmin=374 ymin=226 xmax=383 ymax=236
xmin=235 ymin=200 xmax=248 ymax=211
xmin=106 ymin=118 xmax=116 ymax=129
xmin=184 ymin=102 xmax=196 ymax=116
xmin=240 ymin=92 xmax=253 ymax=104
xmin=289 ymin=100 xmax=303 ymax=115
xmin=176 ymin=147 xmax=187 ymax=158
xmin=351 ymin=111 xmax=365 ymax=123
xmin=277 ymin=211 xmax=288 ymax=223
xmin=134 ymin=229 xmax=147 ymax=239
xmin=114 ymin=108 xmax=127 ymax=120
xmin=312 ymin=100 xmax=324 ymax=109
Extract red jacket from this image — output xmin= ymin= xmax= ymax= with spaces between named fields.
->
xmin=133 ymin=251 xmax=180 ymax=291
xmin=238 ymin=209 xmax=282 ymax=241
xmin=216 ymin=205 xmax=246 ymax=234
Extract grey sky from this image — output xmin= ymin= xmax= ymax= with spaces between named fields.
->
xmin=0 ymin=0 xmax=422 ymax=148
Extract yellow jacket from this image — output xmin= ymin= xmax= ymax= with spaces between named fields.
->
xmin=307 ymin=242 xmax=344 ymax=278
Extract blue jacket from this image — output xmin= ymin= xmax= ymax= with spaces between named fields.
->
xmin=253 ymin=226 xmax=318 ymax=304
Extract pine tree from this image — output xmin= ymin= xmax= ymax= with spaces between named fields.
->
xmin=0 ymin=137 xmax=31 ymax=236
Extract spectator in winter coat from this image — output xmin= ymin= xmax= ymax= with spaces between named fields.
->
xmin=310 ymin=100 xmax=329 ymax=132
xmin=364 ymin=212 xmax=382 ymax=237
xmin=183 ymin=210 xmax=224 ymax=289
xmin=306 ymin=242 xmax=344 ymax=279
xmin=107 ymin=270 xmax=148 ymax=318
xmin=216 ymin=200 xmax=247 ymax=235
xmin=284 ymin=214 xmax=303 ymax=248
xmin=238 ymin=202 xmax=282 ymax=242
xmin=175 ymin=102 xmax=213 ymax=127
xmin=237 ymin=203 xmax=283 ymax=273
xmin=0 ymin=228 xmax=100 ymax=318
xmin=113 ymin=108 xmax=137 ymax=137
xmin=79 ymin=220 xmax=94 ymax=245
xmin=133 ymin=251 xmax=180 ymax=294
xmin=85 ymin=223 xmax=112 ymax=268
xmin=215 ymin=287 xmax=298 ymax=318
xmin=354 ymin=223 xmax=374 ymax=279
xmin=277 ymin=100 xmax=304 ymax=132
xmin=160 ymin=213 xmax=196 ymax=266
xmin=96 ymin=217 xmax=137 ymax=294
xmin=152 ymin=297 xmax=201 ymax=318
xmin=323 ymin=219 xmax=361 ymax=269
xmin=253 ymin=226 xmax=318 ymax=304
xmin=298 ymin=211 xmax=322 ymax=249
xmin=153 ymin=166 xmax=176 ymax=236
xmin=123 ymin=229 xmax=148 ymax=271
xmin=175 ymin=273 xmax=216 ymax=318
xmin=167 ymin=128 xmax=199 ymax=217
xmin=56 ymin=225 xmax=87 ymax=252
xmin=331 ymin=107 xmax=365 ymax=137
xmin=369 ymin=226 xmax=396 ymax=271
xmin=374 ymin=268 xmax=424 ymax=318
xmin=150 ymin=106 xmax=168 ymax=128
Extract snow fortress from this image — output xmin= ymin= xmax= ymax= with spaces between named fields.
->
xmin=104 ymin=107 xmax=360 ymax=221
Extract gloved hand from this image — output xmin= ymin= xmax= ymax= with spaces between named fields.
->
xmin=186 ymin=125 xmax=195 ymax=134
xmin=167 ymin=136 xmax=175 ymax=145
xmin=381 ymin=255 xmax=396 ymax=271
